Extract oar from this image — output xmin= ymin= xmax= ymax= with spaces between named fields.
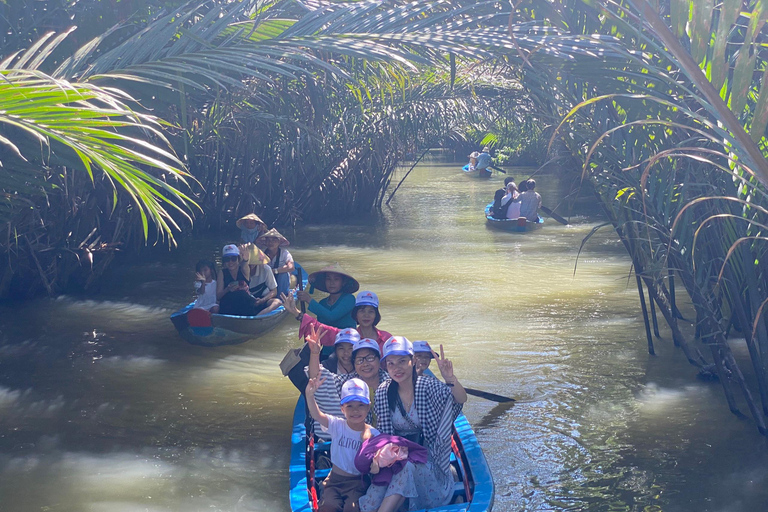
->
xmin=296 ymin=265 xmax=306 ymax=314
xmin=489 ymin=165 xmax=507 ymax=174
xmin=465 ymin=387 xmax=515 ymax=403
xmin=540 ymin=205 xmax=570 ymax=226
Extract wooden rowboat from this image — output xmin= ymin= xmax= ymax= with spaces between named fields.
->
xmin=462 ymin=164 xmax=492 ymax=179
xmin=170 ymin=265 xmax=307 ymax=346
xmin=288 ymin=394 xmax=494 ymax=512
xmin=170 ymin=302 xmax=289 ymax=346
xmin=485 ymin=203 xmax=543 ymax=232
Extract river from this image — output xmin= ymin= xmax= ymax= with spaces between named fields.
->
xmin=1 ymin=159 xmax=767 ymax=512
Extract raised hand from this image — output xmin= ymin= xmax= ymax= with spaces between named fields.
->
xmin=431 ymin=344 xmax=455 ymax=383
xmin=306 ymin=375 xmax=325 ymax=395
xmin=195 ymin=272 xmax=205 ymax=282
xmin=305 ymin=323 xmax=327 ymax=354
xmin=281 ymin=292 xmax=299 ymax=315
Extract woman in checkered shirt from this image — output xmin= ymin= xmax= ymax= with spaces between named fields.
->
xmin=358 ymin=337 xmax=467 ymax=512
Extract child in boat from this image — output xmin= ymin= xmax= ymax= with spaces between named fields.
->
xmin=193 ymin=259 xmax=219 ymax=313
xmin=519 ymin=179 xmax=542 ymax=221
xmin=256 ymin=228 xmax=294 ymax=298
xmin=297 ymin=264 xmax=359 ymax=330
xmin=236 ymin=213 xmax=267 ymax=244
xmin=412 ymin=341 xmax=433 ymax=376
xmin=306 ymin=376 xmax=380 ymax=512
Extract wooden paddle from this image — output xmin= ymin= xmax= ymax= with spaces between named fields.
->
xmin=296 ymin=265 xmax=306 ymax=314
xmin=489 ymin=165 xmax=507 ymax=174
xmin=540 ymin=205 xmax=570 ymax=226
xmin=465 ymin=387 xmax=516 ymax=403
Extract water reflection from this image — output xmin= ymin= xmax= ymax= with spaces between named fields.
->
xmin=1 ymin=160 xmax=768 ymax=511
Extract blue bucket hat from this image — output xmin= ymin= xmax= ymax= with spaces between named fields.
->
xmin=352 ymin=338 xmax=381 ymax=358
xmin=412 ymin=341 xmax=433 ymax=357
xmin=351 ymin=291 xmax=381 ymax=326
xmin=382 ymin=336 xmax=413 ymax=361
xmin=340 ymin=378 xmax=370 ymax=405
xmin=335 ymin=328 xmax=360 ymax=346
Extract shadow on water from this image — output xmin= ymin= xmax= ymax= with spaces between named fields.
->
xmin=2 ymin=158 xmax=768 ymax=511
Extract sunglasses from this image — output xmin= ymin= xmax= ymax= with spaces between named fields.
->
xmin=222 ymin=255 xmax=239 ymax=262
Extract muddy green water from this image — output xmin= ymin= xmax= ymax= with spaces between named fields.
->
xmin=1 ymin=160 xmax=767 ymax=512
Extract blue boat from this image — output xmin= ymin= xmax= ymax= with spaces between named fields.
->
xmin=462 ymin=164 xmax=492 ymax=179
xmin=170 ymin=264 xmax=307 ymax=346
xmin=484 ymin=203 xmax=543 ymax=232
xmin=289 ymin=394 xmax=494 ymax=512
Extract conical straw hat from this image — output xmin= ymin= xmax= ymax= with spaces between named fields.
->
xmin=255 ymin=228 xmax=290 ymax=247
xmin=308 ymin=263 xmax=360 ymax=293
xmin=236 ymin=213 xmax=267 ymax=229
xmin=245 ymin=244 xmax=270 ymax=265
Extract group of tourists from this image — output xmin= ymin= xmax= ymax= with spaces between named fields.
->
xmin=490 ymin=176 xmax=542 ymax=222
xmin=191 ymin=213 xmax=294 ymax=317
xmin=279 ymin=265 xmax=467 ymax=512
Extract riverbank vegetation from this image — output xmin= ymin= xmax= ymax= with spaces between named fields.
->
xmin=3 ymin=0 xmax=768 ymax=434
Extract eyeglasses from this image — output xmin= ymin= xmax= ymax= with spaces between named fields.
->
xmin=354 ymin=355 xmax=379 ymax=365
xmin=222 ymin=255 xmax=238 ymax=262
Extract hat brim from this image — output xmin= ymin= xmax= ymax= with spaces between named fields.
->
xmin=308 ymin=271 xmax=360 ymax=293
xmin=340 ymin=395 xmax=370 ymax=405
xmin=413 ymin=350 xmax=433 ymax=357
xmin=382 ymin=350 xmax=413 ymax=359
xmin=334 ymin=339 xmax=356 ymax=346
xmin=236 ymin=214 xmax=267 ymax=229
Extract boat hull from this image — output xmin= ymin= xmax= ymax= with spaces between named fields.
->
xmin=170 ymin=264 xmax=307 ymax=346
xmin=462 ymin=164 xmax=492 ymax=179
xmin=485 ymin=203 xmax=543 ymax=232
xmin=289 ymin=394 xmax=494 ymax=512
xmin=170 ymin=302 xmax=288 ymax=346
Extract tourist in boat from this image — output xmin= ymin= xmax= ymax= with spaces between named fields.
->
xmin=476 ymin=146 xmax=493 ymax=178
xmin=282 ymin=291 xmax=392 ymax=392
xmin=519 ymin=178 xmax=542 ymax=221
xmin=237 ymin=213 xmax=268 ymax=244
xmin=305 ymin=375 xmax=380 ymax=512
xmin=358 ymin=337 xmax=467 ymax=512
xmin=494 ymin=180 xmax=522 ymax=220
xmin=322 ymin=328 xmax=360 ymax=376
xmin=306 ymin=327 xmax=388 ymax=439
xmin=256 ymin=228 xmax=294 ymax=298
xmin=192 ymin=259 xmax=219 ymax=314
xmin=216 ymin=244 xmax=280 ymax=316
xmin=492 ymin=176 xmax=516 ymax=213
xmin=412 ymin=341 xmax=433 ymax=376
xmin=296 ymin=264 xmax=359 ymax=329
xmin=216 ymin=244 xmax=254 ymax=316
xmin=247 ymin=254 xmax=282 ymax=315
xmin=467 ymin=151 xmax=479 ymax=172
xmin=283 ymin=290 xmax=392 ymax=350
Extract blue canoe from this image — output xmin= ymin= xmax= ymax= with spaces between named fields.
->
xmin=170 ymin=264 xmax=307 ymax=346
xmin=289 ymin=394 xmax=494 ymax=512
xmin=484 ymin=203 xmax=543 ymax=232
xmin=462 ymin=164 xmax=492 ymax=179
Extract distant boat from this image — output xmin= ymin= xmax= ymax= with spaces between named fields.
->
xmin=170 ymin=265 xmax=307 ymax=346
xmin=463 ymin=164 xmax=492 ymax=179
xmin=485 ymin=203 xmax=543 ymax=232
xmin=288 ymin=393 xmax=495 ymax=512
